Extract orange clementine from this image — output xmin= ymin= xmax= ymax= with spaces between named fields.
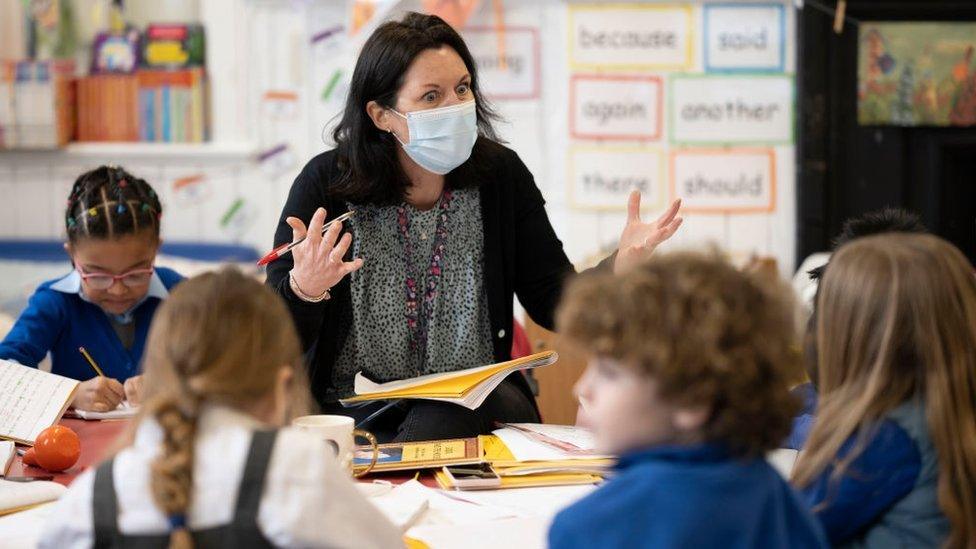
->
xmin=34 ymin=425 xmax=81 ymax=472
xmin=22 ymin=446 xmax=38 ymax=467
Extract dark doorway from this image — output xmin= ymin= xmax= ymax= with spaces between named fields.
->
xmin=797 ymin=1 xmax=976 ymax=266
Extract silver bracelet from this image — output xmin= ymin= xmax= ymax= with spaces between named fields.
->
xmin=289 ymin=272 xmax=331 ymax=303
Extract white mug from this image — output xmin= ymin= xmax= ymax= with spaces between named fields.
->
xmin=292 ymin=414 xmax=379 ymax=477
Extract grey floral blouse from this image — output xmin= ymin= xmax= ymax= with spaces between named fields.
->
xmin=331 ymin=187 xmax=494 ymax=398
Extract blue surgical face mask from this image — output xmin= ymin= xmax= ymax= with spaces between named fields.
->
xmin=389 ymin=101 xmax=478 ymax=175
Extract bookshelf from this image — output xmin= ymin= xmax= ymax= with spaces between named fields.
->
xmin=0 ymin=142 xmax=257 ymax=165
xmin=64 ymin=141 xmax=256 ymax=160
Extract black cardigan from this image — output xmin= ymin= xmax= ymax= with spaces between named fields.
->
xmin=267 ymin=139 xmax=612 ymax=404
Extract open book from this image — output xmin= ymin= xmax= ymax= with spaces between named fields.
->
xmin=0 ymin=479 xmax=66 ymax=516
xmin=340 ymin=351 xmax=558 ymax=410
xmin=0 ymin=359 xmax=79 ymax=445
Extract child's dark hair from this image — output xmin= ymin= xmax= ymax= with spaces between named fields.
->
xmin=65 ymin=165 xmax=162 ymax=243
xmin=808 ymin=208 xmax=926 ymax=281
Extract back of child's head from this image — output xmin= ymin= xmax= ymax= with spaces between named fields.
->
xmin=65 ymin=165 xmax=161 ymax=243
xmin=138 ymin=267 xmax=311 ymax=548
xmin=803 ymin=208 xmax=928 ymax=387
xmin=793 ymin=233 xmax=976 ymax=547
xmin=807 ymin=208 xmax=926 ymax=281
xmin=557 ymin=250 xmax=800 ymax=458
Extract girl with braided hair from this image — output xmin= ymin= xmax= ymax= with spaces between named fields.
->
xmin=0 ymin=165 xmax=183 ymax=412
xmin=38 ymin=268 xmax=401 ymax=548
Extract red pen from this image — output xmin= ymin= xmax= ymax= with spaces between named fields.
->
xmin=257 ymin=211 xmax=355 ymax=266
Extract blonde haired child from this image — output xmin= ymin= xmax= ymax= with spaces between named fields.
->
xmin=39 ymin=268 xmax=402 ymax=548
xmin=793 ymin=233 xmax=976 ymax=548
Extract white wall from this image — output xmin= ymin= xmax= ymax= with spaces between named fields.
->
xmin=0 ymin=0 xmax=798 ymax=275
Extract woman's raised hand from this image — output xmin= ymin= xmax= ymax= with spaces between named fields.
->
xmin=614 ymin=193 xmax=683 ymax=274
xmin=286 ymin=207 xmax=364 ymax=298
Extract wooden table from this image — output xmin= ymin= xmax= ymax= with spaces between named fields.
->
xmin=7 ymin=419 xmax=128 ymax=486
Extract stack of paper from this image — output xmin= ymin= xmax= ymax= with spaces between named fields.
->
xmin=341 ymin=352 xmax=558 ymax=410
xmin=488 ymin=424 xmax=614 ymax=473
xmin=434 ymin=425 xmax=611 ymax=491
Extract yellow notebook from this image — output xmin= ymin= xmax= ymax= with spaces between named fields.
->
xmin=341 ymin=351 xmax=558 ymax=410
xmin=482 ymin=434 xmax=614 ymax=474
xmin=434 ymin=469 xmax=603 ymax=491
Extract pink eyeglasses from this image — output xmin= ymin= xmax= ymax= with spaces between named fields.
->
xmin=77 ymin=265 xmax=154 ymax=290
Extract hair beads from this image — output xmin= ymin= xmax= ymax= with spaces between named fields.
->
xmin=65 ymin=166 xmax=163 ymax=242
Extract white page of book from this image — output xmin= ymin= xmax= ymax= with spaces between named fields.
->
xmin=0 ymin=501 xmax=57 ymax=545
xmin=0 ymin=479 xmax=66 ymax=514
xmin=0 ymin=359 xmax=78 ymax=443
xmin=506 ymin=424 xmax=599 ymax=451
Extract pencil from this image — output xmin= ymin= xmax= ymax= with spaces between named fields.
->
xmin=78 ymin=346 xmax=105 ymax=377
xmin=256 ymin=210 xmax=356 ymax=266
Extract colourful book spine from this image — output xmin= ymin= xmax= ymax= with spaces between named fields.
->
xmin=139 ymin=89 xmax=150 ymax=141
xmin=161 ymin=85 xmax=171 ymax=142
xmin=190 ymin=69 xmax=203 ymax=142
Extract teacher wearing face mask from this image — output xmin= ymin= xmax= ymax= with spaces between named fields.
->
xmin=267 ymin=12 xmax=683 ymax=442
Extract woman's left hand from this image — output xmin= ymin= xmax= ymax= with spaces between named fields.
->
xmin=614 ymin=193 xmax=683 ymax=274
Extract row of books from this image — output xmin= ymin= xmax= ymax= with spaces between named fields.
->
xmin=0 ymin=62 xmax=208 ymax=148
xmin=353 ymin=422 xmax=613 ymax=490
xmin=0 ymin=60 xmax=76 ymax=149
xmin=77 ymin=68 xmax=208 ymax=143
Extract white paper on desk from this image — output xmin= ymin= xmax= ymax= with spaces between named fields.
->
xmin=408 ymin=517 xmax=550 ymax=549
xmin=370 ymin=480 xmax=514 ymax=528
xmin=364 ymin=481 xmax=430 ymax=532
xmin=0 ymin=501 xmax=57 ymax=547
xmin=69 ymin=401 xmax=138 ymax=421
xmin=444 ymin=485 xmax=596 ymax=520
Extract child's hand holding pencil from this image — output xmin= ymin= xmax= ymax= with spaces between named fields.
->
xmin=72 ymin=376 xmax=125 ymax=412
xmin=72 ymin=346 xmax=125 ymax=412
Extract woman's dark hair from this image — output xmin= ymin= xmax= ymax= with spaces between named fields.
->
xmin=65 ymin=165 xmax=162 ymax=243
xmin=331 ymin=12 xmax=501 ymax=205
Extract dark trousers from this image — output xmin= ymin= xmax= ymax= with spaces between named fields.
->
xmin=321 ymin=376 xmax=540 ymax=442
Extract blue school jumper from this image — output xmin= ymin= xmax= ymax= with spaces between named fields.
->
xmin=800 ymin=399 xmax=947 ymax=547
xmin=0 ymin=268 xmax=182 ymax=381
xmin=786 ymin=382 xmax=818 ymax=450
xmin=548 ymin=443 xmax=828 ymax=549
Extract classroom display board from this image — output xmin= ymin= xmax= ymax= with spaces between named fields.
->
xmin=555 ymin=1 xmax=795 ymax=270
xmin=0 ymin=0 xmax=797 ymax=277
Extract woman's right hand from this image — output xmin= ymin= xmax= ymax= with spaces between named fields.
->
xmin=286 ymin=207 xmax=364 ymax=298
xmin=72 ymin=376 xmax=125 ymax=412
